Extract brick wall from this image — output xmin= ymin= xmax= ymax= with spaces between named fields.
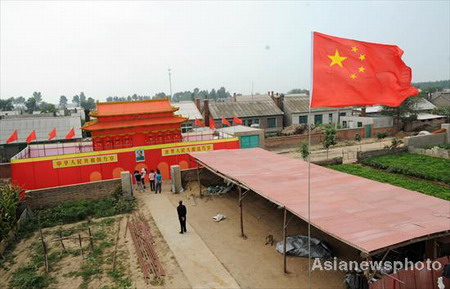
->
xmin=265 ymin=126 xmax=398 ymax=149
xmin=25 ymin=179 xmax=121 ymax=210
xmin=0 ymin=163 xmax=11 ymax=179
xmin=356 ymin=147 xmax=407 ymax=162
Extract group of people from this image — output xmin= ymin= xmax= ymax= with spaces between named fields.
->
xmin=133 ymin=168 xmax=162 ymax=193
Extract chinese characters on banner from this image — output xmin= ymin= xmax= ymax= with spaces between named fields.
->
xmin=161 ymin=144 xmax=213 ymax=156
xmin=52 ymin=154 xmax=118 ymax=168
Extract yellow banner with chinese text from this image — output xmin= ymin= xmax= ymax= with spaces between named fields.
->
xmin=52 ymin=154 xmax=118 ymax=168
xmin=161 ymin=144 xmax=213 ymax=156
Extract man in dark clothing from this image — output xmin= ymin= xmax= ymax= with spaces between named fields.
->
xmin=177 ymin=201 xmax=187 ymax=234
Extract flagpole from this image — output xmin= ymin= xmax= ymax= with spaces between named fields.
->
xmin=307 ymin=31 xmax=314 ymax=289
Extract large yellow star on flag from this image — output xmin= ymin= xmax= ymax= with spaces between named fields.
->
xmin=328 ymin=49 xmax=347 ymax=68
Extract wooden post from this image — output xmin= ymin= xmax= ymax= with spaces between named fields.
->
xmin=124 ymin=215 xmax=130 ymax=238
xmin=112 ymin=220 xmax=121 ymax=271
xmin=239 ymin=186 xmax=244 ymax=238
xmin=283 ymin=208 xmax=287 ymax=274
xmin=78 ymin=234 xmax=84 ymax=259
xmin=59 ymin=230 xmax=66 ymax=252
xmin=197 ymin=165 xmax=202 ymax=197
xmin=88 ymin=228 xmax=94 ymax=251
xmin=39 ymin=226 xmax=49 ymax=273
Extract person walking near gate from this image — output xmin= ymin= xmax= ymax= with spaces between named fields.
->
xmin=177 ymin=200 xmax=187 ymax=234
xmin=133 ymin=170 xmax=144 ymax=193
xmin=149 ymin=169 xmax=156 ymax=191
xmin=155 ymin=169 xmax=162 ymax=194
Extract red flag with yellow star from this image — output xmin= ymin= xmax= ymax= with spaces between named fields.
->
xmin=311 ymin=32 xmax=418 ymax=108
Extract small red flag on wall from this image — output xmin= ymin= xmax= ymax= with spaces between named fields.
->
xmin=6 ymin=130 xmax=18 ymax=144
xmin=195 ymin=118 xmax=205 ymax=127
xmin=233 ymin=115 xmax=243 ymax=125
xmin=48 ymin=128 xmax=56 ymax=140
xmin=26 ymin=130 xmax=37 ymax=144
xmin=209 ymin=118 xmax=215 ymax=130
xmin=222 ymin=116 xmax=231 ymax=127
xmin=66 ymin=127 xmax=75 ymax=139
xmin=311 ymin=32 xmax=418 ymax=108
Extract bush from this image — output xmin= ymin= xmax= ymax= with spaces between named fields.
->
xmin=362 ymin=153 xmax=450 ymax=185
xmin=0 ymin=184 xmax=20 ymax=241
xmin=376 ymin=132 xmax=388 ymax=140
xmin=300 ymin=142 xmax=309 ymax=160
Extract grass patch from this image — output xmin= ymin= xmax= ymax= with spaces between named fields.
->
xmin=329 ymin=164 xmax=450 ymax=200
xmin=362 ymin=153 xmax=450 ymax=184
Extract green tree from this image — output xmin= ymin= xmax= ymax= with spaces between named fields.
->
xmin=287 ymin=88 xmax=309 ymax=95
xmin=354 ymin=133 xmax=362 ymax=151
xmin=381 ymin=96 xmax=418 ymax=130
xmin=300 ymin=141 xmax=310 ymax=160
xmin=79 ymin=92 xmax=86 ymax=103
xmin=40 ymin=102 xmax=57 ymax=113
xmin=32 ymin=91 xmax=42 ymax=104
xmin=323 ymin=126 xmax=337 ymax=160
xmin=432 ymin=106 xmax=450 ymax=122
xmin=81 ymin=97 xmax=96 ymax=110
xmin=25 ymin=97 xmax=38 ymax=113
xmin=59 ymin=95 xmax=68 ymax=108
xmin=0 ymin=98 xmax=14 ymax=111
xmin=72 ymin=95 xmax=80 ymax=106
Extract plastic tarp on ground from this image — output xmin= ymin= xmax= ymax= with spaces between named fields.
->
xmin=189 ymin=148 xmax=450 ymax=255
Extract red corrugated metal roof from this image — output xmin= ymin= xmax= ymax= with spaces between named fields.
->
xmin=83 ymin=116 xmax=187 ymax=131
xmin=92 ymin=99 xmax=177 ymax=116
xmin=189 ymin=148 xmax=450 ymax=254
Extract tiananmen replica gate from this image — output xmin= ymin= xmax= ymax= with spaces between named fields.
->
xmin=10 ymin=99 xmax=239 ymax=190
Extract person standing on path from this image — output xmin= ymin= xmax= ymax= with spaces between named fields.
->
xmin=177 ymin=200 xmax=187 ymax=234
xmin=155 ymin=170 xmax=162 ymax=194
xmin=141 ymin=168 xmax=147 ymax=189
xmin=149 ymin=169 xmax=156 ymax=191
xmin=134 ymin=170 xmax=144 ymax=193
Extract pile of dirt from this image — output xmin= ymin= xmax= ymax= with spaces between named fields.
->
xmin=281 ymin=124 xmax=308 ymax=135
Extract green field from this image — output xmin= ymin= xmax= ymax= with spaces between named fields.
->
xmin=361 ymin=153 xmax=450 ymax=185
xmin=329 ymin=164 xmax=450 ymax=200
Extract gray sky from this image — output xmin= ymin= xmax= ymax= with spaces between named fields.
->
xmin=1 ymin=1 xmax=449 ymax=103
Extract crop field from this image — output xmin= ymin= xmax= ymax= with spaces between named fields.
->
xmin=361 ymin=153 xmax=450 ymax=185
xmin=329 ymin=164 xmax=450 ymax=200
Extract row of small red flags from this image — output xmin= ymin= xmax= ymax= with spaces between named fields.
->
xmin=5 ymin=127 xmax=76 ymax=144
xmin=195 ymin=116 xmax=242 ymax=130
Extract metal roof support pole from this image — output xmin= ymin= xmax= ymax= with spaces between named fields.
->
xmin=196 ymin=163 xmax=202 ymax=197
xmin=238 ymin=186 xmax=247 ymax=239
xmin=283 ymin=207 xmax=288 ymax=274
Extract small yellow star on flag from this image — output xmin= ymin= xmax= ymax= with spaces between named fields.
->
xmin=350 ymin=73 xmax=357 ymax=79
xmin=359 ymin=54 xmax=366 ymax=61
xmin=358 ymin=66 xmax=366 ymax=73
xmin=351 ymin=46 xmax=358 ymax=52
xmin=328 ymin=49 xmax=347 ymax=68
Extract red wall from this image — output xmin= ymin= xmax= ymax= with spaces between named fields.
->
xmin=11 ymin=139 xmax=239 ymax=190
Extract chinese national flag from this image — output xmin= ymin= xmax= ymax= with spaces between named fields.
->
xmin=26 ymin=130 xmax=37 ymax=144
xmin=311 ymin=32 xmax=419 ymax=108
xmin=48 ymin=128 xmax=56 ymax=140
xmin=195 ymin=118 xmax=205 ymax=127
xmin=6 ymin=130 xmax=18 ymax=144
xmin=209 ymin=117 xmax=215 ymax=130
xmin=233 ymin=115 xmax=243 ymax=125
xmin=66 ymin=127 xmax=75 ymax=139
xmin=221 ymin=116 xmax=231 ymax=127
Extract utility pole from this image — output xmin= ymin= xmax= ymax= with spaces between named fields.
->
xmin=168 ymin=68 xmax=173 ymax=101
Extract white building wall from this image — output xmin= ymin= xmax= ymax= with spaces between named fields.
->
xmin=291 ymin=109 xmax=353 ymax=125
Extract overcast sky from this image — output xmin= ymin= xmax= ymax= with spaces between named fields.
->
xmin=1 ymin=1 xmax=449 ymax=103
